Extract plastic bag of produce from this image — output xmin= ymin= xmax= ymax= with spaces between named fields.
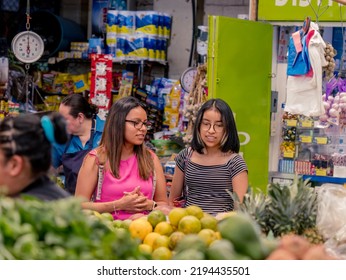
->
xmin=316 ymin=183 xmax=346 ymax=259
xmin=316 ymin=184 xmax=346 ymax=239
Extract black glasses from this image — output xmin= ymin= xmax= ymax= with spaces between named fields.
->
xmin=125 ymin=120 xmax=151 ymax=129
xmin=200 ymin=121 xmax=224 ymax=132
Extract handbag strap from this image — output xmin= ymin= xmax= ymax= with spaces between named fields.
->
xmin=93 ymin=149 xmax=107 ymax=201
xmin=95 ymin=163 xmax=104 ymax=200
xmin=182 ymin=147 xmax=193 ymax=196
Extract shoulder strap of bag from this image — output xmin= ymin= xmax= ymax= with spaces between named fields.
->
xmin=93 ymin=149 xmax=107 ymax=201
xmin=182 ymin=147 xmax=193 ymax=196
xmin=95 ymin=163 xmax=104 ymax=201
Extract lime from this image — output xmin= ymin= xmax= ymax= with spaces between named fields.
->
xmin=168 ymin=207 xmax=188 ymax=227
xmin=178 ymin=215 xmax=201 ymax=234
xmin=147 ymin=210 xmax=166 ymax=228
xmin=185 ymin=205 xmax=204 ymax=219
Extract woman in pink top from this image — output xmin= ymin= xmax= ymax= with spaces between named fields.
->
xmin=75 ymin=96 xmax=168 ymax=220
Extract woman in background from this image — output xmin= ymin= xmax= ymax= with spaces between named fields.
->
xmin=52 ymin=93 xmax=105 ymax=194
xmin=168 ymin=98 xmax=248 ymax=215
xmin=0 ymin=112 xmax=70 ymax=201
xmin=75 ymin=96 xmax=168 ymax=220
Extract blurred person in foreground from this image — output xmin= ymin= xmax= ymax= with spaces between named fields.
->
xmin=0 ymin=113 xmax=71 ymax=201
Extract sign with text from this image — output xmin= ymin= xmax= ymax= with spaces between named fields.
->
xmin=258 ymin=0 xmax=346 ymax=21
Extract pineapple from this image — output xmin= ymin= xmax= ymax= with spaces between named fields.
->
xmin=238 ymin=178 xmax=321 ymax=244
xmin=267 ymin=178 xmax=318 ymax=237
xmin=302 ymin=228 xmax=325 ymax=244
xmin=237 ymin=188 xmax=271 ymax=235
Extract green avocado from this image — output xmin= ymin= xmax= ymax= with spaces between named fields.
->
xmin=217 ymin=213 xmax=265 ymax=260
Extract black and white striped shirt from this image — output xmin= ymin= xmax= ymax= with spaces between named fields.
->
xmin=175 ymin=148 xmax=248 ymax=215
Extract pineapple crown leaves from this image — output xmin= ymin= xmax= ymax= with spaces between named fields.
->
xmin=241 ymin=179 xmax=318 ymax=237
xmin=235 ymin=187 xmax=271 ymax=234
xmin=228 ymin=179 xmax=318 ymax=237
xmin=267 ymin=179 xmax=318 ymax=236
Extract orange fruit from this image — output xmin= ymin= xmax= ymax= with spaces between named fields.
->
xmin=138 ymin=244 xmax=152 ymax=255
xmin=215 ymin=231 xmax=222 ymax=240
xmin=185 ymin=205 xmax=204 ymax=219
xmin=178 ymin=215 xmax=202 ymax=234
xmin=147 ymin=210 xmax=166 ymax=228
xmin=198 ymin=228 xmax=218 ymax=246
xmin=152 ymin=235 xmax=170 ymax=250
xmin=200 ymin=214 xmax=218 ymax=231
xmin=168 ymin=207 xmax=188 ymax=227
xmin=154 ymin=221 xmax=174 ymax=236
xmin=143 ymin=232 xmax=161 ymax=248
xmin=128 ymin=219 xmax=153 ymax=241
xmin=168 ymin=231 xmax=185 ymax=250
xmin=152 ymin=247 xmax=172 ymax=260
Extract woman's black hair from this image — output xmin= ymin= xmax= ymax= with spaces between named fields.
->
xmin=60 ymin=93 xmax=98 ymax=119
xmin=190 ymin=98 xmax=240 ymax=154
xmin=0 ymin=112 xmax=68 ymax=176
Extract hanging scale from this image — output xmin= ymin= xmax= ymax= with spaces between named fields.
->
xmin=11 ymin=0 xmax=44 ymax=64
xmin=11 ymin=0 xmax=44 ymax=111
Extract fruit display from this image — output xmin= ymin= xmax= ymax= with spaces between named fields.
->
xmin=0 ymin=196 xmax=147 ymax=260
xmin=124 ymin=206 xmax=278 ymax=260
xmin=0 ymin=187 xmax=340 ymax=260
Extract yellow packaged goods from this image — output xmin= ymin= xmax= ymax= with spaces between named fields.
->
xmin=163 ymin=81 xmax=181 ymax=129
xmin=53 ymin=73 xmax=90 ymax=94
xmin=163 ymin=108 xmax=179 ymax=129
xmin=71 ymin=73 xmax=90 ymax=93
xmin=44 ymin=95 xmax=62 ymax=111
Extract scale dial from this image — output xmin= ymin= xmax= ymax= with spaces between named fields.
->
xmin=180 ymin=67 xmax=197 ymax=93
xmin=11 ymin=31 xmax=44 ymax=64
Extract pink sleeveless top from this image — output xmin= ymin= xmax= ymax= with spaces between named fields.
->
xmin=89 ymin=150 xmax=154 ymax=220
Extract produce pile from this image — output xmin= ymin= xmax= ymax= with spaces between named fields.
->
xmin=0 ymin=196 xmax=147 ymax=260
xmin=266 ymin=233 xmax=336 ymax=260
xmin=0 ymin=181 xmax=339 ymax=260
xmin=323 ymin=42 xmax=336 ymax=80
xmin=122 ymin=205 xmax=278 ymax=260
xmin=120 ymin=203 xmax=337 ymax=260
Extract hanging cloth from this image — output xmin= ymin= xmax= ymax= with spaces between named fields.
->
xmin=285 ymin=22 xmax=328 ymax=117
xmin=287 ymin=30 xmax=311 ymax=76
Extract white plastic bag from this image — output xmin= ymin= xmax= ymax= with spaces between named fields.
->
xmin=316 ymin=183 xmax=346 ymax=259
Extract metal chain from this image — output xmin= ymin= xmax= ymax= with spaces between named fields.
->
xmin=25 ymin=0 xmax=31 ymax=70
xmin=26 ymin=0 xmax=31 ymax=31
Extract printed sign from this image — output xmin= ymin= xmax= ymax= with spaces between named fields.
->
xmin=258 ymin=0 xmax=346 ymax=21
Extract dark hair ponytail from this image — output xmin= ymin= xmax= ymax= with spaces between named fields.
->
xmin=61 ymin=93 xmax=98 ymax=119
xmin=0 ymin=112 xmax=68 ymax=176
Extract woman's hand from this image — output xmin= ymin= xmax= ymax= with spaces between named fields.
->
xmin=117 ymin=193 xmax=150 ymax=213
